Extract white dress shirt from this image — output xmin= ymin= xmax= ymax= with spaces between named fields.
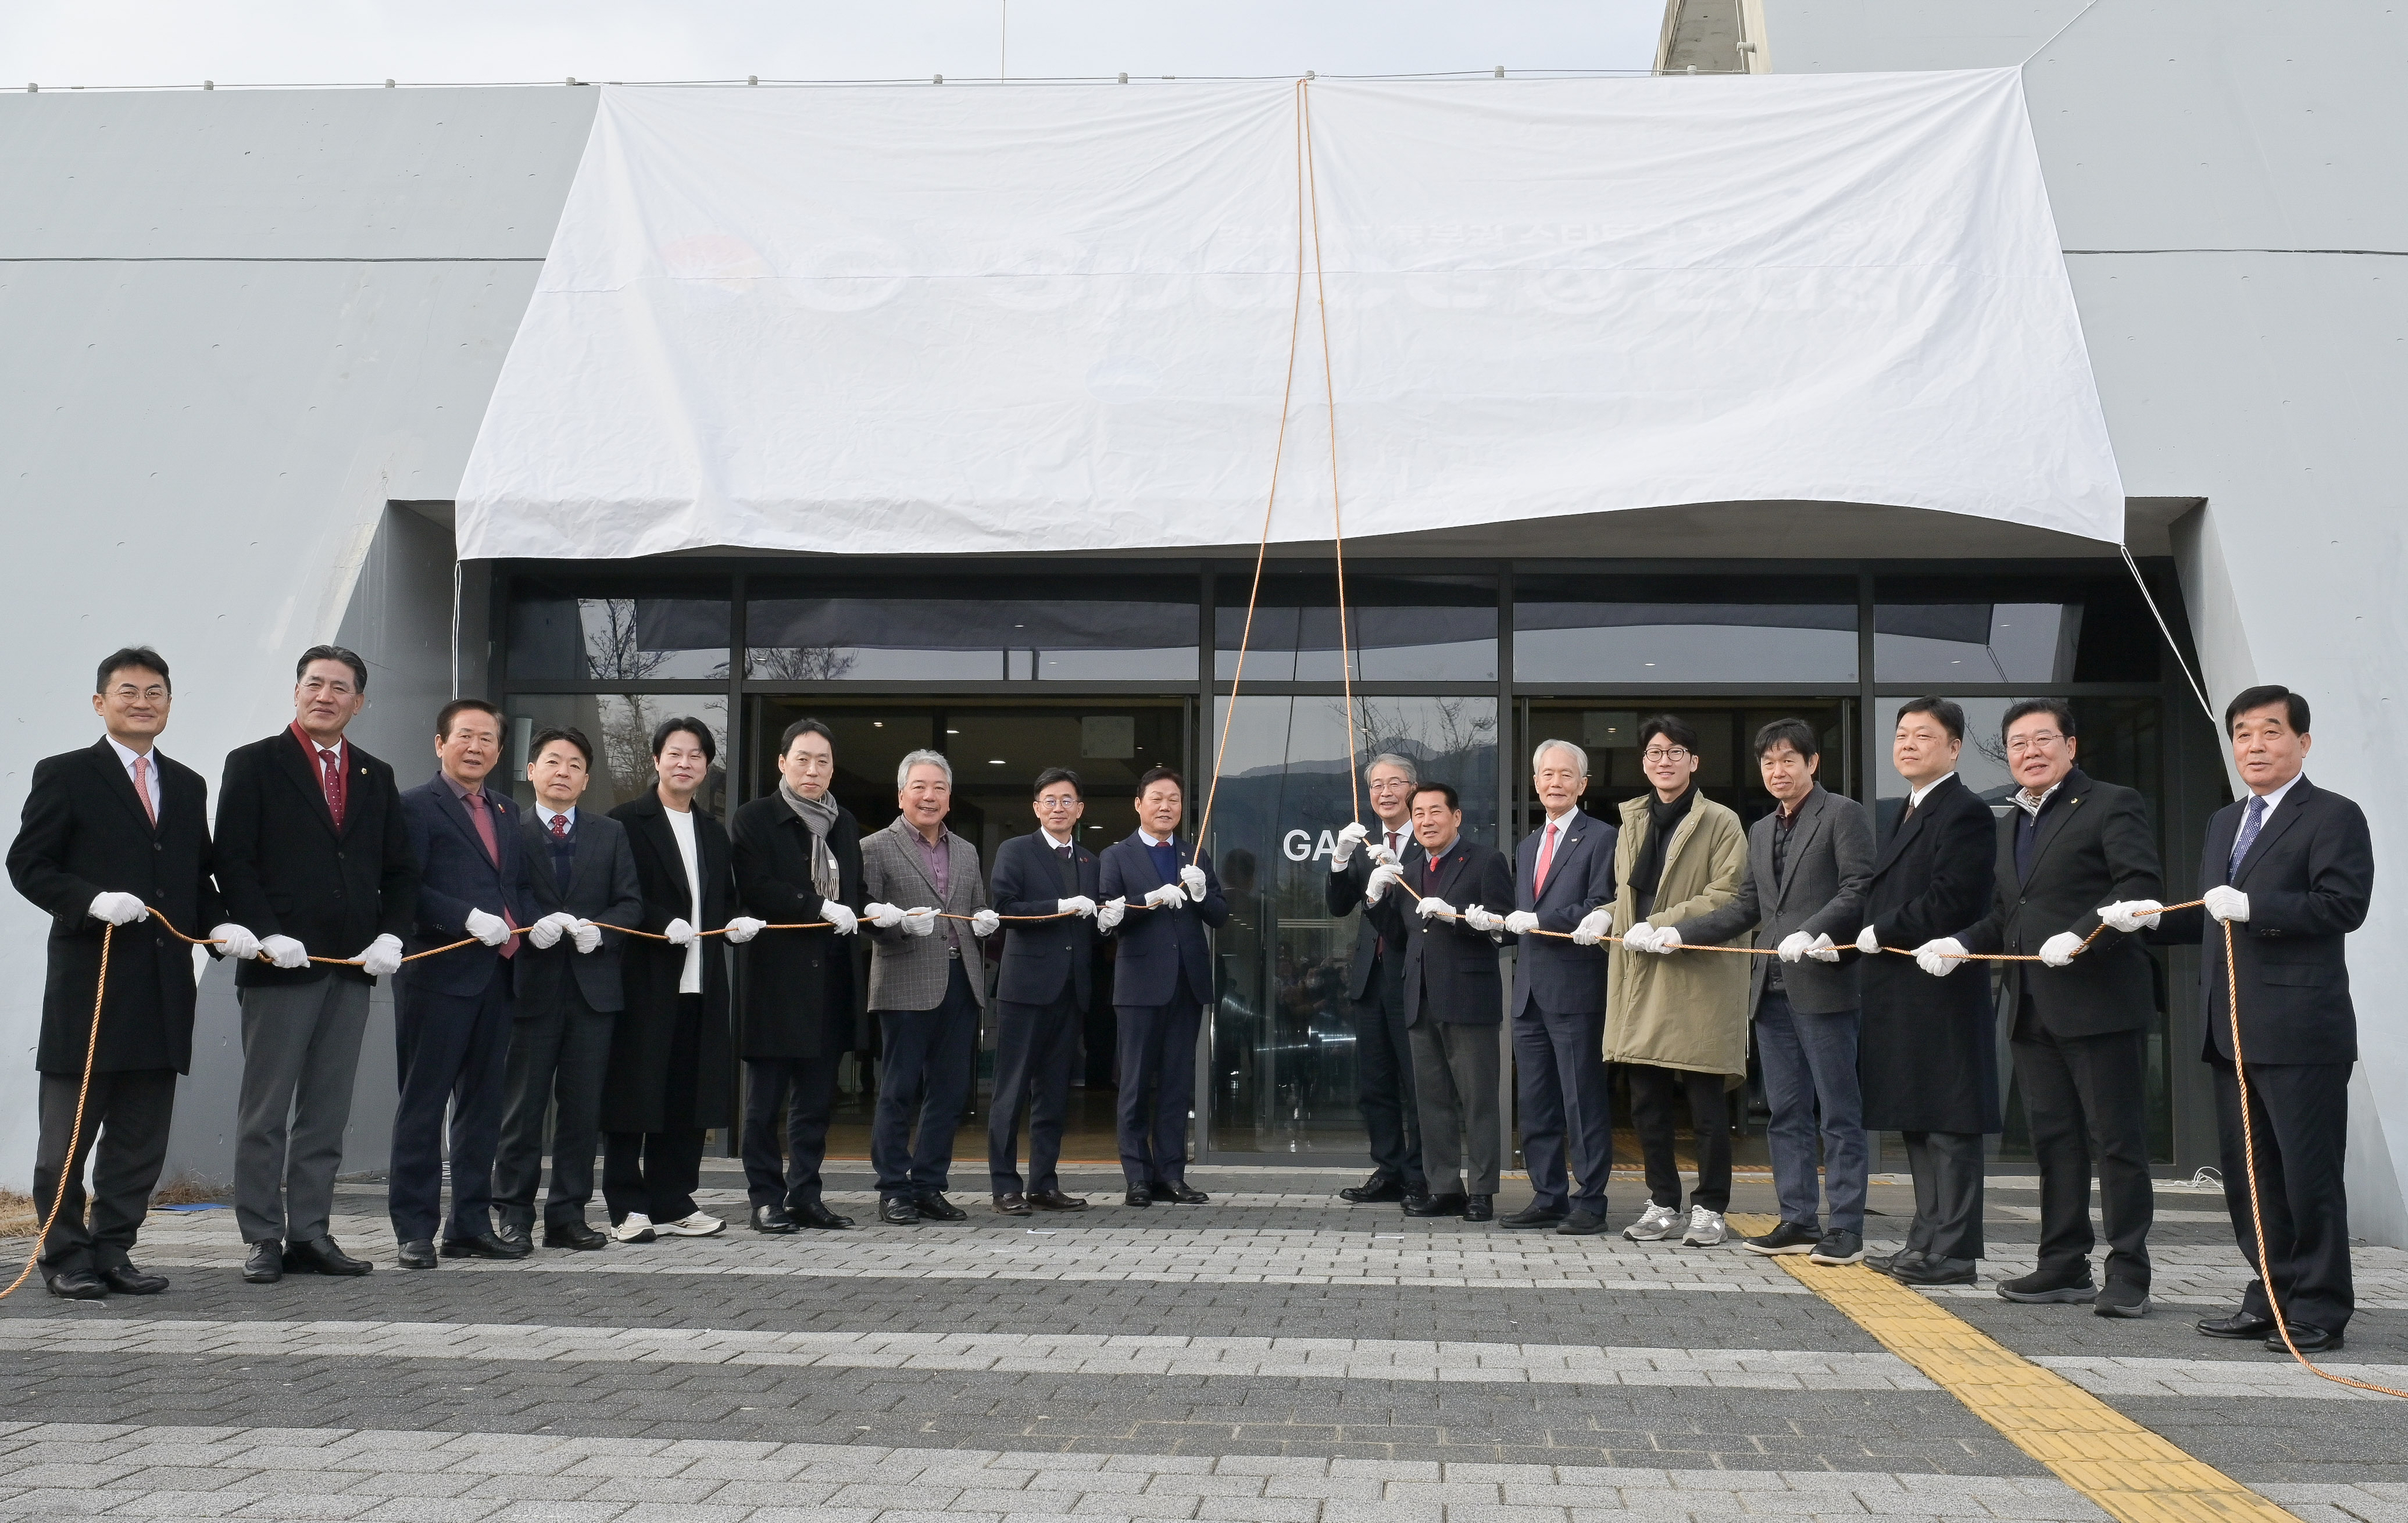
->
xmin=536 ymin=803 xmax=579 ymax=831
xmin=2245 ymin=771 xmax=2304 ymax=820
xmin=1907 ymin=771 xmax=1957 ymax=810
xmin=1037 ymin=826 xmax=1075 ymax=851
xmin=107 ymin=736 xmax=163 ymax=820
xmin=1137 ymin=828 xmax=1171 ymax=849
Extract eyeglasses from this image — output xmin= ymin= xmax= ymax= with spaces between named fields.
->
xmin=1640 ymin=747 xmax=1690 ymax=763
xmin=1035 ymin=795 xmax=1079 ymax=810
xmin=2005 ymin=733 xmax=2065 ymax=755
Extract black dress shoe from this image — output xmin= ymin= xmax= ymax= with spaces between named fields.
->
xmin=42 ymin=1265 xmax=107 ymax=1300
xmin=1398 ymin=1191 xmax=1431 ymax=1214
xmin=1149 ymin=1180 xmax=1208 ymax=1205
xmin=100 ymin=1264 xmax=170 ymax=1295
xmin=285 ymin=1236 xmax=374 ymax=1276
xmin=2270 ymin=1324 xmax=2344 ymax=1354
xmin=492 ymin=1223 xmax=535 ymax=1256
xmin=1890 ymin=1256 xmax=1978 ymax=1286
xmin=751 ymin=1205 xmax=800 ymax=1235
xmin=1028 ymin=1189 xmax=1089 ymax=1212
xmin=1404 ymin=1192 xmax=1469 ymax=1218
xmin=879 ymin=1196 xmax=923 ymax=1225
xmin=793 ymin=1200 xmax=857 ymax=1230
xmin=914 ymin=1191 xmax=969 ymax=1221
xmin=1339 ymin=1174 xmax=1408 ymax=1205
xmin=397 ymin=1239 xmax=439 ymax=1270
xmin=1123 ymin=1186 xmax=1152 ymax=1208
xmin=1554 ymin=1209 xmax=1609 ymax=1236
xmin=544 ymin=1221 xmax=610 ymax=1250
xmin=993 ymin=1192 xmax=1032 ymax=1217
xmin=2196 ymin=1309 xmax=2279 ymax=1341
xmin=1463 ymin=1195 xmax=1494 ymax=1223
xmin=243 ymin=1241 xmax=285 ymax=1284
xmin=1498 ymin=1205 xmax=1567 ymax=1230
xmin=441 ymin=1231 xmax=530 ymax=1261
xmin=1864 ymin=1248 xmax=1924 ymax=1276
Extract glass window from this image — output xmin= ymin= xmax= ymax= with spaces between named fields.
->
xmin=1215 ymin=574 xmax=1497 ymax=683
xmin=1875 ymin=576 xmax=2162 ymax=683
xmin=506 ymin=578 xmax=731 ymax=682
xmin=500 ymin=694 xmax=730 ymax=820
xmin=1513 ymin=575 xmax=1858 ymax=684
xmin=746 ymin=577 xmax=1196 ymax=681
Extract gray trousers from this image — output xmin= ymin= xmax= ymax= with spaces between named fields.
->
xmin=1407 ymin=1020 xmax=1501 ymax=1196
xmin=494 ymin=983 xmax=614 ymax=1231
xmin=34 ymin=1068 xmax=176 ymax=1271
xmin=235 ymin=976 xmax=371 ymax=1245
xmin=1902 ymin=1131 xmax=1985 ymax=1264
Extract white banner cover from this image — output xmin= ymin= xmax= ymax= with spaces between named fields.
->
xmin=456 ymin=71 xmax=2123 ymax=559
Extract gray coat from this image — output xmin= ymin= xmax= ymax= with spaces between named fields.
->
xmin=860 ymin=814 xmax=991 ymax=1013
xmin=1671 ymin=785 xmax=1875 ymax=1017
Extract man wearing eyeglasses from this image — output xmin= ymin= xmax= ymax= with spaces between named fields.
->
xmin=986 ymin=767 xmax=1102 ymax=1215
xmin=1326 ymin=753 xmax=1429 ymax=1210
xmin=1916 ymin=698 xmax=2164 ymax=1318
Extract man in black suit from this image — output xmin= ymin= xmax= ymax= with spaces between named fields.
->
xmin=390 ymin=699 xmax=542 ymax=1267
xmin=730 ymin=717 xmax=862 ymax=1235
xmin=987 ymin=767 xmax=1103 ymax=1215
xmin=2128 ymin=686 xmax=2372 ymax=1353
xmin=496 ymin=725 xmax=645 ymax=1251
xmin=1370 ymin=781 xmax=1515 ymax=1222
xmin=214 ymin=645 xmax=418 ymax=1285
xmin=7 ymin=648 xmax=249 ymax=1299
xmin=1323 ymin=753 xmax=1427 ymax=1209
xmin=1854 ymin=699 xmax=2001 ymax=1287
xmin=1920 ymin=698 xmax=2164 ymax=1317
xmin=1096 ymin=767 xmax=1229 ymax=1206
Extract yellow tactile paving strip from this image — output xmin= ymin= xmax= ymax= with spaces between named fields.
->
xmin=1722 ymin=1214 xmax=2298 ymax=1523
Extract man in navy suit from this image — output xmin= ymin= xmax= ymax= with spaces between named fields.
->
xmin=1326 ymin=753 xmax=1429 ymax=1208
xmin=390 ymin=698 xmax=540 ymax=1268
xmin=986 ymin=767 xmax=1103 ymax=1215
xmin=1497 ymin=739 xmax=1618 ymax=1234
xmin=2127 ymin=686 xmax=2374 ymax=1353
xmin=1097 ymin=766 xmax=1228 ymax=1206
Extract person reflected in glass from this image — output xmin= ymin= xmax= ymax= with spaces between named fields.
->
xmin=984 ymin=767 xmax=1102 ymax=1217
xmin=1326 ymin=754 xmax=1431 ymax=1210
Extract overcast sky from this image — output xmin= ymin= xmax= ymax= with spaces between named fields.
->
xmin=7 ymin=3 xmax=1661 ymax=90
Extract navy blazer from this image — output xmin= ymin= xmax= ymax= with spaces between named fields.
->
xmin=991 ymin=829 xmax=1103 ymax=1007
xmin=1098 ymin=833 xmax=1229 ymax=1008
xmin=1367 ymin=836 xmax=1515 ymax=1026
xmin=1511 ymin=810 xmax=1618 ymax=1017
xmin=515 ymin=806 xmax=645 ymax=1015
xmin=397 ymin=774 xmax=539 ymax=999
xmin=2150 ymin=775 xmax=2372 ymax=1066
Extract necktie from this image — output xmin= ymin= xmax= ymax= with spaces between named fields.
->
xmin=131 ymin=754 xmax=157 ymax=827
xmin=2228 ymin=793 xmax=2268 ymax=878
xmin=318 ymin=746 xmax=345 ymax=829
xmin=550 ymin=812 xmax=573 ymax=895
xmin=1533 ymin=823 xmax=1558 ymax=895
xmin=464 ymin=792 xmax=518 ymax=958
xmin=550 ymin=813 xmax=570 ymax=840
xmin=1385 ymin=830 xmax=1401 ymax=862
xmin=1058 ymin=844 xmax=1072 ymax=863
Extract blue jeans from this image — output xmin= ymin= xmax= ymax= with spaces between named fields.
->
xmin=1755 ymin=990 xmax=1867 ymax=1235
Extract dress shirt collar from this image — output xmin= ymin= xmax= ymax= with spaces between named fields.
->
xmin=106 ymin=736 xmax=154 ymax=768
xmin=1542 ymin=805 xmax=1580 ymax=832
xmin=2011 ymin=777 xmax=2065 ymax=819
xmin=537 ymin=803 xmax=577 ymax=830
xmin=1037 ymin=826 xmax=1075 ymax=851
xmin=1137 ymin=828 xmax=1172 ymax=849
xmin=2248 ymin=771 xmax=2304 ymax=816
xmin=291 ymin=723 xmax=342 ymax=762
xmin=1907 ymin=771 xmax=1956 ymax=808
xmin=440 ymin=770 xmax=486 ymax=801
xmin=1418 ymin=831 xmax=1459 ymax=860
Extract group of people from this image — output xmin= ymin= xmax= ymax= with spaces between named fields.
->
xmin=1326 ymin=692 xmax=2370 ymax=1353
xmin=8 ymin=644 xmax=2374 ymax=1354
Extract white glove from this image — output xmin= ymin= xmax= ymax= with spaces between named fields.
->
xmin=1571 ymin=908 xmax=1612 ymax=947
xmin=261 ymin=934 xmax=311 ymax=970
xmin=1805 ymin=932 xmax=1840 ymax=964
xmin=1143 ymin=882 xmax=1187 ymax=911
xmin=970 ymin=908 xmax=1001 ymax=938
xmin=2205 ymin=885 xmax=2251 ymax=923
xmin=527 ymin=911 xmax=571 ymax=950
xmin=1460 ymin=905 xmax=1506 ymax=933
xmin=1057 ymin=896 xmax=1097 ymax=919
xmin=901 ymin=906 xmax=939 ymax=937
xmin=1415 ymin=895 xmax=1456 ymax=921
xmin=2038 ymin=931 xmax=2084 ymax=968
xmin=1855 ymin=923 xmax=1882 ymax=956
xmin=2099 ymin=899 xmax=2164 ymax=933
xmin=356 ymin=934 xmax=403 ymax=978
xmin=1097 ymin=896 xmax=1127 ymax=931
xmin=211 ymin=923 xmax=262 ymax=962
xmin=1332 ymin=820 xmax=1368 ymax=869
xmin=1365 ymin=837 xmax=1400 ymax=867
xmin=822 ymin=901 xmax=860 ymax=936
xmin=1363 ymin=863 xmax=1404 ymax=905
xmin=465 ymin=908 xmax=511 ymax=948
xmin=663 ymin=917 xmax=699 ymax=948
xmin=1777 ymin=930 xmax=1814 ymax=964
xmin=724 ymin=915 xmax=768 ymax=945
xmin=863 ymin=901 xmax=905 ymax=929
xmin=1914 ymin=937 xmax=1967 ymax=978
xmin=571 ymin=919 xmax=603 ymax=955
xmin=1504 ymin=910 xmax=1541 ymax=935
xmin=1180 ymin=863 xmax=1208 ymax=902
xmin=1641 ymin=924 xmax=1681 ymax=955
xmin=88 ymin=891 xmax=148 ymax=925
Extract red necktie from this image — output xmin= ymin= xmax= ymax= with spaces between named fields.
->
xmin=318 ymin=746 xmax=345 ymax=830
xmin=550 ymin=813 xmax=570 ymax=840
xmin=1534 ymin=823 xmax=1559 ymax=895
xmin=131 ymin=754 xmax=157 ymax=827
xmin=464 ymin=792 xmax=518 ymax=958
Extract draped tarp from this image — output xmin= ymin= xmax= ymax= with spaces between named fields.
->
xmin=456 ymin=71 xmax=2123 ymax=559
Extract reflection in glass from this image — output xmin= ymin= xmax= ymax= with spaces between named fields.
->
xmin=1203 ymin=695 xmax=1497 ymax=1158
xmin=748 ymin=584 xmax=1196 ymax=681
xmin=1513 ymin=579 xmax=1857 ymax=684
xmin=501 ymin=694 xmax=730 ymax=820
xmin=1214 ymin=574 xmax=1497 ymax=682
xmin=507 ymin=584 xmax=731 ymax=681
xmin=1875 ymin=603 xmax=2081 ymax=683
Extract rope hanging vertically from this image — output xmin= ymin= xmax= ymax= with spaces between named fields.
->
xmin=1298 ymin=79 xmax=1363 ymax=822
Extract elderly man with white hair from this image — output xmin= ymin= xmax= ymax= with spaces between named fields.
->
xmin=1326 ymin=751 xmax=1429 ymax=1208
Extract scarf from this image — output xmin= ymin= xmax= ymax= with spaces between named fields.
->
xmin=1633 ymin=785 xmax=1698 ymax=921
xmin=780 ymin=781 xmax=843 ymax=899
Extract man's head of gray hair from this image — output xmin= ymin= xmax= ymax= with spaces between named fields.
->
xmin=1365 ymin=751 xmax=1420 ymax=786
xmin=1531 ymin=738 xmax=1590 ymax=778
xmin=896 ymin=748 xmax=953 ymax=791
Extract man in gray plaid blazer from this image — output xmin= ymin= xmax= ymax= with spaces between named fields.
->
xmin=859 ymin=750 xmax=998 ymax=1224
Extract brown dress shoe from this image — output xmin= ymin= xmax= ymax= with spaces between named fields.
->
xmin=993 ymin=1192 xmax=1032 ymax=1216
xmin=1028 ymin=1189 xmax=1090 ymax=1212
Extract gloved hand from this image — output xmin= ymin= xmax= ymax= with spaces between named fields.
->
xmin=1414 ymin=896 xmax=1456 ymax=921
xmin=1855 ymin=923 xmax=1882 ymax=956
xmin=970 ymin=908 xmax=1001 ymax=938
xmin=2038 ymin=931 xmax=2084 ymax=967
xmin=1914 ymin=937 xmax=1967 ymax=978
xmin=1365 ymin=836 xmax=1400 ymax=867
xmin=1058 ymin=895 xmax=1097 ymax=919
xmin=822 ymin=902 xmax=860 ymax=936
xmin=261 ymin=934 xmax=311 ymax=970
xmin=1640 ymin=924 xmax=1682 ymax=955
xmin=526 ymin=911 xmax=572 ymax=950
xmin=1504 ymin=910 xmax=1541 ymax=936
xmin=1777 ymin=930 xmax=1814 ymax=964
xmin=724 ymin=915 xmax=768 ymax=945
xmin=211 ymin=923 xmax=262 ymax=962
xmin=1460 ymin=905 xmax=1505 ymax=933
xmin=1143 ymin=882 xmax=1187 ymax=911
xmin=1097 ymin=896 xmax=1127 ymax=931
xmin=1363 ymin=863 xmax=1403 ymax=905
xmin=863 ymin=902 xmax=905 ymax=929
xmin=570 ymin=919 xmax=603 ymax=955
xmin=901 ymin=907 xmax=939 ymax=937
xmin=465 ymin=908 xmax=511 ymax=948
xmin=663 ymin=917 xmax=698 ymax=948
xmin=1805 ymin=932 xmax=1841 ymax=964
xmin=1180 ymin=863 xmax=1208 ymax=902
xmin=2099 ymin=899 xmax=2164 ymax=933
xmin=2205 ymin=885 xmax=2251 ymax=923
xmin=356 ymin=934 xmax=403 ymax=978
xmin=1332 ymin=820 xmax=1368 ymax=869
xmin=1571 ymin=908 xmax=1613 ymax=947
xmin=87 ymin=891 xmax=148 ymax=925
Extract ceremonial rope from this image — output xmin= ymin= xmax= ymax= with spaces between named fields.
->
xmin=0 ymin=925 xmax=111 ymax=1301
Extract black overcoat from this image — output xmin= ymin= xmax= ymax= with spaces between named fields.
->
xmin=601 ymin=789 xmax=734 ymax=1132
xmin=212 ymin=728 xmax=417 ymax=988
xmin=729 ymin=793 xmax=863 ymax=1060
xmin=1857 ymin=774 xmax=2003 ymax=1133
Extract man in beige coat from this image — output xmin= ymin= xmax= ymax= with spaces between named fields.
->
xmin=1584 ymin=715 xmax=1750 ymax=1247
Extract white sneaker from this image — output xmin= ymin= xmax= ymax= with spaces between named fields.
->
xmin=658 ymin=1212 xmax=725 ymax=1237
xmin=1681 ymin=1206 xmax=1727 ymax=1247
xmin=612 ymin=1213 xmax=656 ymax=1244
xmin=1622 ymin=1202 xmax=1680 ymax=1241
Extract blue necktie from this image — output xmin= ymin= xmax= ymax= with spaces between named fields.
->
xmin=2227 ymin=793 xmax=2267 ymax=879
